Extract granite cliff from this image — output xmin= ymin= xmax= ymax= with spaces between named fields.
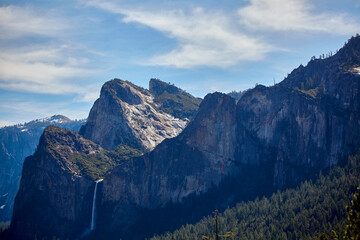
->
xmin=80 ymin=79 xmax=200 ymax=151
xmin=0 ymin=115 xmax=85 ymax=222
xmin=10 ymin=126 xmax=98 ymax=239
xmin=10 ymin=126 xmax=142 ymax=239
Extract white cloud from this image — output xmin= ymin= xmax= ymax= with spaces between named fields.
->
xmin=0 ymin=6 xmax=102 ymax=102
xmin=237 ymin=0 xmax=360 ymax=34
xmin=0 ymin=45 xmax=100 ymax=99
xmin=85 ymin=1 xmax=275 ymax=68
xmin=0 ymin=6 xmax=70 ymax=39
xmin=84 ymin=0 xmax=360 ymax=69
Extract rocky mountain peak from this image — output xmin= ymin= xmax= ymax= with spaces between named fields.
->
xmin=36 ymin=126 xmax=107 ymax=179
xmin=48 ymin=114 xmax=71 ymax=122
xmin=80 ymin=78 xmax=189 ymax=151
xmin=102 ymin=78 xmax=149 ymax=105
xmin=40 ymin=126 xmax=102 ymax=157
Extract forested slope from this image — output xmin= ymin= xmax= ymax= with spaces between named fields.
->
xmin=150 ymin=150 xmax=360 ymax=240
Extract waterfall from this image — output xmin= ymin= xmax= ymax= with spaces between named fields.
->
xmin=90 ymin=179 xmax=103 ymax=231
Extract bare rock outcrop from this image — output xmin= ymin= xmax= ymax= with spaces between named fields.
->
xmin=80 ymin=79 xmax=192 ymax=151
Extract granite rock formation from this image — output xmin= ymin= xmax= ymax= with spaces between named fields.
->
xmin=79 ymin=79 xmax=199 ymax=151
xmin=0 ymin=115 xmax=85 ymax=222
xmin=10 ymin=126 xmax=107 ymax=239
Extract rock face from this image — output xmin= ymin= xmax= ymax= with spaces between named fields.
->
xmin=10 ymin=126 xmax=104 ymax=239
xmin=79 ymin=79 xmax=196 ymax=151
xmin=0 ymin=115 xmax=85 ymax=222
xmin=95 ymin=93 xmax=237 ymax=238
xmin=235 ymin=36 xmax=360 ymax=187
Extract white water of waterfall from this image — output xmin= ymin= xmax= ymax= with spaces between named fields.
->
xmin=90 ymin=179 xmax=103 ymax=231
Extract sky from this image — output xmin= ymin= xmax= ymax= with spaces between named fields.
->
xmin=0 ymin=0 xmax=359 ymax=127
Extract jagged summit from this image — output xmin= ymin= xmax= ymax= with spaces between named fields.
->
xmin=101 ymin=79 xmax=149 ymax=105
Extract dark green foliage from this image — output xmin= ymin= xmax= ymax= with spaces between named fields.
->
xmin=319 ymin=187 xmax=360 ymax=240
xmin=344 ymin=187 xmax=360 ymax=240
xmin=319 ymin=232 xmax=330 ymax=240
xmin=149 ymin=151 xmax=360 ymax=240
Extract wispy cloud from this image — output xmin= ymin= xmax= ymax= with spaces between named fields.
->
xmin=237 ymin=0 xmax=360 ymax=34
xmin=0 ymin=6 xmax=70 ymax=39
xmin=85 ymin=1 xmax=275 ymax=68
xmin=0 ymin=45 xmax=98 ymax=94
xmin=0 ymin=6 xmax=101 ymax=102
xmin=84 ymin=0 xmax=360 ymax=69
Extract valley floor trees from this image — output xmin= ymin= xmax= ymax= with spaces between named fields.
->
xmin=149 ymin=150 xmax=360 ymax=240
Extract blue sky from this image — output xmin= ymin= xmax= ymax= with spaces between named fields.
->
xmin=0 ymin=0 xmax=359 ymax=126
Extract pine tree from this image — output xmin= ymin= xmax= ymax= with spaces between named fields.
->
xmin=319 ymin=187 xmax=360 ymax=240
xmin=344 ymin=187 xmax=360 ymax=240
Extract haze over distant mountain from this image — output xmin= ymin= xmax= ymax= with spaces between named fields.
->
xmin=0 ymin=115 xmax=85 ymax=222
xmin=7 ymin=36 xmax=360 ymax=240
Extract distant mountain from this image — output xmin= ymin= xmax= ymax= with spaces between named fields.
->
xmin=80 ymin=78 xmax=200 ymax=151
xmin=0 ymin=115 xmax=85 ymax=222
xmin=8 ymin=36 xmax=360 ymax=240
